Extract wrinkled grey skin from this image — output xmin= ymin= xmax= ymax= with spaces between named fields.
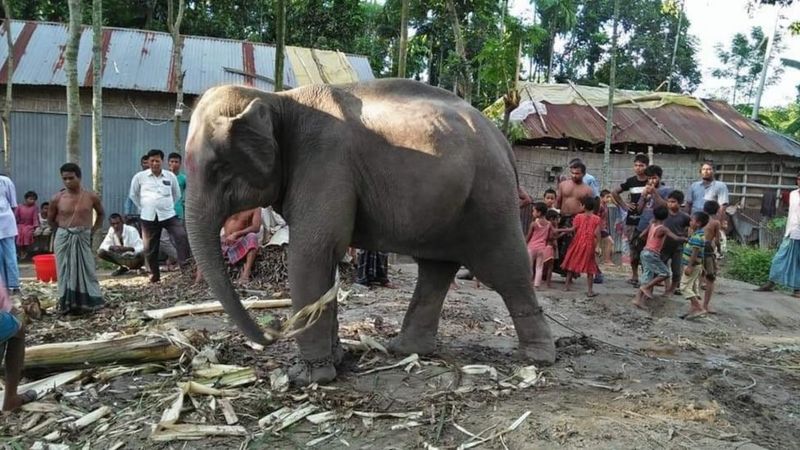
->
xmin=184 ymin=79 xmax=555 ymax=385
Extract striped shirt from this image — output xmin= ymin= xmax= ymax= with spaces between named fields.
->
xmin=682 ymin=229 xmax=705 ymax=266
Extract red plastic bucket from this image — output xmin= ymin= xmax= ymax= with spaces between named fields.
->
xmin=32 ymin=254 xmax=58 ymax=282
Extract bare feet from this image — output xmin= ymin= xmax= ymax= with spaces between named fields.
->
xmin=586 ymin=291 xmax=598 ymax=298
xmin=1 ymin=390 xmax=37 ymax=413
xmin=632 ymin=299 xmax=647 ymax=310
xmin=639 ymin=286 xmax=654 ymax=300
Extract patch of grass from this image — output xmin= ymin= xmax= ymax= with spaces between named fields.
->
xmin=724 ymin=244 xmax=775 ymax=286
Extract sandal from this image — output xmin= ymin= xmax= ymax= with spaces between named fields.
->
xmin=627 ymin=279 xmax=640 ymax=288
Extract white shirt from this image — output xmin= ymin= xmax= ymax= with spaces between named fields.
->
xmin=99 ymin=224 xmax=144 ymax=254
xmin=0 ymin=175 xmax=17 ymax=240
xmin=129 ymin=169 xmax=181 ymax=221
xmin=787 ymin=189 xmax=800 ymax=240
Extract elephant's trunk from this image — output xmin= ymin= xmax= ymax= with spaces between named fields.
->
xmin=185 ymin=190 xmax=269 ymax=345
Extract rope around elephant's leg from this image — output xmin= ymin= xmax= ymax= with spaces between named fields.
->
xmin=261 ymin=282 xmax=340 ymax=344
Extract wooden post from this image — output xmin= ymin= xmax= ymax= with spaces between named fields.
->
xmin=1 ymin=7 xmax=14 ymax=175
xmin=647 ymin=145 xmax=654 ymax=165
xmin=741 ymin=161 xmax=747 ymax=209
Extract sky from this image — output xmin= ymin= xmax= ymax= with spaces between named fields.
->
xmin=509 ymin=0 xmax=800 ymax=107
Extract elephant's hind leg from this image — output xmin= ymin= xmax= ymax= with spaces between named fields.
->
xmin=468 ymin=241 xmax=556 ymax=366
xmin=388 ymin=258 xmax=460 ymax=356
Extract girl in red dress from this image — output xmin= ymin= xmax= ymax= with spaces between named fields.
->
xmin=560 ymin=196 xmax=601 ymax=297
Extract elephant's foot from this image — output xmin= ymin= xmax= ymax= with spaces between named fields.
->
xmin=511 ymin=309 xmax=556 ymax=366
xmin=387 ymin=332 xmax=436 ymax=356
xmin=288 ymin=355 xmax=337 ymax=387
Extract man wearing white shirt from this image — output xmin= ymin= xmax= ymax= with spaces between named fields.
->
xmin=756 ymin=172 xmax=800 ymax=298
xmin=129 ymin=149 xmax=190 ymax=283
xmin=97 ymin=213 xmax=145 ymax=276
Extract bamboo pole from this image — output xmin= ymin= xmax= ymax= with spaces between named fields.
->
xmin=144 ymin=298 xmax=292 ymax=320
xmin=20 ymin=330 xmax=202 ymax=371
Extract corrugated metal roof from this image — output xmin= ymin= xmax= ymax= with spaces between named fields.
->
xmin=520 ymin=89 xmax=800 ymax=158
xmin=0 ymin=20 xmax=373 ymax=94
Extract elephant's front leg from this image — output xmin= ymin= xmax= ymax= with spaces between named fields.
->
xmin=287 ymin=245 xmax=340 ymax=386
xmin=389 ymin=259 xmax=460 ymax=355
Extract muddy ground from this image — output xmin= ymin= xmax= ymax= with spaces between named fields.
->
xmin=2 ymin=260 xmax=800 ymax=449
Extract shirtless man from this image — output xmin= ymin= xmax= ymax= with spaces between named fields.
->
xmin=197 ymin=208 xmax=262 ymax=283
xmin=556 ymin=161 xmax=595 ymax=274
xmin=47 ymin=163 xmax=105 ymax=314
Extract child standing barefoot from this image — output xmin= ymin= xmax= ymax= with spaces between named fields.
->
xmin=560 ymin=196 xmax=602 ymax=297
xmin=544 ymin=209 xmax=562 ymax=288
xmin=680 ymin=212 xmax=710 ymax=319
xmin=633 ymin=205 xmax=686 ymax=309
xmin=526 ymin=203 xmax=554 ymax=288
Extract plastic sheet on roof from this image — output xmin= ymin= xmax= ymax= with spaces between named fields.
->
xmin=286 ymin=46 xmax=360 ymax=87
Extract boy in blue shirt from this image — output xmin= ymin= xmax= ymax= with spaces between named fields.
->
xmin=680 ymin=211 xmax=709 ymax=319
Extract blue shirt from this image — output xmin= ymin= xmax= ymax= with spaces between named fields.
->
xmin=584 ymin=172 xmax=600 ymax=198
xmin=637 ymin=186 xmax=673 ymax=232
xmin=682 ymin=229 xmax=705 ymax=265
xmin=688 ymin=180 xmax=729 ymax=214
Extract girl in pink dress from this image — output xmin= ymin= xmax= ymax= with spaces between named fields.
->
xmin=526 ymin=202 xmax=554 ymax=288
xmin=560 ymin=196 xmax=602 ymax=297
xmin=15 ymin=191 xmax=39 ymax=259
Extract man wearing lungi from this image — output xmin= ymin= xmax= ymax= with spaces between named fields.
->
xmin=221 ymin=207 xmax=262 ymax=283
xmin=756 ymin=171 xmax=800 ymax=298
xmin=47 ymin=163 xmax=105 ymax=314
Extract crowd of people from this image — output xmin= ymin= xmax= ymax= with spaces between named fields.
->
xmin=1 ymin=150 xmax=799 ymax=413
xmin=522 ymin=155 xmax=747 ymax=318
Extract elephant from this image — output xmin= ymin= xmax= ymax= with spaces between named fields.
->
xmin=184 ymin=79 xmax=555 ymax=385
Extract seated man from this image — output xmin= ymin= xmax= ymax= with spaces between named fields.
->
xmin=222 ymin=208 xmax=262 ymax=282
xmin=97 ymin=213 xmax=145 ymax=276
xmin=1 ymin=281 xmax=36 ymax=412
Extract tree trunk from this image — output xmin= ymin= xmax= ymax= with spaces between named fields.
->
xmin=1 ymin=4 xmax=13 ymax=175
xmin=602 ymin=0 xmax=621 ymax=188
xmin=444 ymin=0 xmax=471 ymax=103
xmin=274 ymin=0 xmax=286 ymax=91
xmin=547 ymin=26 xmax=555 ymax=83
xmin=66 ymin=0 xmax=81 ymax=164
xmin=91 ymin=0 xmax=103 ymax=196
xmin=397 ymin=0 xmax=409 ymax=78
xmin=168 ymin=0 xmax=185 ymax=155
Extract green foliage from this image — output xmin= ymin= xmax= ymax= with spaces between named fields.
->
xmin=712 ymin=26 xmax=785 ymax=106
xmin=558 ymin=0 xmax=701 ymax=93
xmin=738 ymin=102 xmax=800 ymax=140
xmin=767 ymin=217 xmax=787 ymax=231
xmin=725 ymin=244 xmax=775 ymax=286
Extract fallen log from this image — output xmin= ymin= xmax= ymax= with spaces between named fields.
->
xmin=20 ymin=329 xmax=204 ymax=371
xmin=143 ymin=298 xmax=292 ymax=320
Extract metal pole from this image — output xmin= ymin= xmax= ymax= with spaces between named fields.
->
xmin=751 ymin=6 xmax=780 ymax=120
xmin=666 ymin=0 xmax=684 ymax=92
xmin=603 ymin=0 xmax=621 ymax=187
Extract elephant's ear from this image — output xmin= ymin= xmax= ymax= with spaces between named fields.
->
xmin=222 ymin=98 xmax=278 ymax=187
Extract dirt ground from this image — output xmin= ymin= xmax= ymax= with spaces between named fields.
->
xmin=2 ymin=260 xmax=800 ymax=449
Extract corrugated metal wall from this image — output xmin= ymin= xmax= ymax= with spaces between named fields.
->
xmin=7 ymin=111 xmax=188 ymax=217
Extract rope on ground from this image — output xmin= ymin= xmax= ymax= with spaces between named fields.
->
xmin=543 ymin=312 xmax=688 ymax=362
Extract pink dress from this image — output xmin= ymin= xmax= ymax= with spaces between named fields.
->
xmin=15 ymin=204 xmax=39 ymax=247
xmin=527 ymin=220 xmax=554 ymax=262
xmin=561 ymin=213 xmax=601 ymax=275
